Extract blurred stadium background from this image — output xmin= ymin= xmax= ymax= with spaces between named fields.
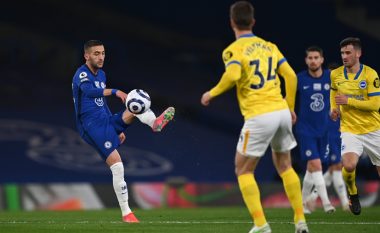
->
xmin=1 ymin=0 xmax=380 ymax=212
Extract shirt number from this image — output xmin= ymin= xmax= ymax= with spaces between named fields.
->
xmin=249 ymin=57 xmax=276 ymax=89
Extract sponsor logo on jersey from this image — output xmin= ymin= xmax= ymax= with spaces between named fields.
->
xmin=79 ymin=72 xmax=87 ymax=79
xmin=313 ymin=83 xmax=322 ymax=91
xmin=373 ymin=77 xmax=380 ymax=88
xmin=359 ymin=80 xmax=367 ymax=89
xmin=223 ymin=51 xmax=233 ymax=62
xmin=310 ymin=93 xmax=325 ymax=112
xmin=80 ymin=78 xmax=89 ymax=83
xmin=303 ymin=86 xmax=310 ymax=90
xmin=104 ymin=141 xmax=112 ymax=149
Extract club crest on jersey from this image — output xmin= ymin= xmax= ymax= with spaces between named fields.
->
xmin=79 ymin=72 xmax=87 ymax=79
xmin=223 ymin=51 xmax=233 ymax=62
xmin=95 ymin=81 xmax=100 ymax=88
xmin=305 ymin=150 xmax=312 ymax=157
xmin=95 ymin=97 xmax=104 ymax=106
xmin=101 ymin=82 xmax=106 ymax=89
xmin=104 ymin=141 xmax=112 ymax=149
xmin=324 ymin=83 xmax=330 ymax=90
xmin=359 ymin=80 xmax=367 ymax=89
xmin=373 ymin=77 xmax=380 ymax=88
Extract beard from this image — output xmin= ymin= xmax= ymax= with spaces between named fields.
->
xmin=308 ymin=65 xmax=321 ymax=72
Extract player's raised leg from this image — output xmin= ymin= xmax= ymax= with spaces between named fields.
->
xmin=106 ymin=150 xmax=139 ymax=223
xmin=133 ymin=107 xmax=175 ymax=132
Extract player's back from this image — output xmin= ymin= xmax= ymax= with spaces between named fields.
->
xmin=224 ymin=34 xmax=289 ymax=120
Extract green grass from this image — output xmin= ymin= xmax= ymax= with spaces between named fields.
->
xmin=0 ymin=206 xmax=379 ymax=232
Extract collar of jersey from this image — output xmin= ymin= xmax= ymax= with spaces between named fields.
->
xmin=238 ymin=33 xmax=256 ymax=39
xmin=84 ymin=64 xmax=99 ymax=77
xmin=344 ymin=63 xmax=363 ymax=80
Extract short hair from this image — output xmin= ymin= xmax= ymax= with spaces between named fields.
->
xmin=340 ymin=37 xmax=361 ymax=50
xmin=84 ymin=40 xmax=103 ymax=52
xmin=230 ymin=1 xmax=254 ymax=30
xmin=305 ymin=46 xmax=324 ymax=57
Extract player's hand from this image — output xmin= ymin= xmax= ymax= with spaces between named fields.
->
xmin=290 ymin=111 xmax=297 ymax=125
xmin=335 ymin=94 xmax=348 ymax=105
xmin=116 ymin=90 xmax=128 ymax=103
xmin=330 ymin=109 xmax=340 ymax=121
xmin=119 ymin=132 xmax=126 ymax=144
xmin=201 ymin=91 xmax=212 ymax=106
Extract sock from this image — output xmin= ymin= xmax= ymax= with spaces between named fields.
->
xmin=311 ymin=171 xmax=331 ymax=207
xmin=280 ymin=168 xmax=305 ymax=224
xmin=323 ymin=171 xmax=332 ymax=187
xmin=332 ymin=171 xmax=349 ymax=206
xmin=237 ymin=173 xmax=267 ymax=227
xmin=302 ymin=171 xmax=314 ymax=203
xmin=135 ymin=109 xmax=156 ymax=128
xmin=110 ymin=162 xmax=131 ymax=216
xmin=342 ymin=167 xmax=357 ymax=195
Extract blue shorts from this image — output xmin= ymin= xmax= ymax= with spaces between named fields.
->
xmin=81 ymin=111 xmax=130 ymax=160
xmin=326 ymin=135 xmax=342 ymax=165
xmin=297 ymin=134 xmax=329 ymax=162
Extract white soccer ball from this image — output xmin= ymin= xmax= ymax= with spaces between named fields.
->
xmin=125 ymin=89 xmax=151 ymax=114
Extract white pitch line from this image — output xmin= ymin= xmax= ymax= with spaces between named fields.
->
xmin=1 ymin=221 xmax=380 ymax=225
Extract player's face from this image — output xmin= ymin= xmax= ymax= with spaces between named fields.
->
xmin=340 ymin=45 xmax=360 ymax=68
xmin=305 ymin=51 xmax=323 ymax=72
xmin=85 ymin=45 xmax=105 ymax=69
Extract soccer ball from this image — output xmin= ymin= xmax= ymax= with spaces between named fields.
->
xmin=125 ymin=89 xmax=151 ymax=114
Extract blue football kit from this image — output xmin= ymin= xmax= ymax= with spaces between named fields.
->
xmin=327 ymin=118 xmax=341 ymax=165
xmin=295 ymin=69 xmax=331 ymax=162
xmin=72 ymin=64 xmax=128 ymax=160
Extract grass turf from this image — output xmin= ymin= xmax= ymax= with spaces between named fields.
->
xmin=0 ymin=206 xmax=379 ymax=232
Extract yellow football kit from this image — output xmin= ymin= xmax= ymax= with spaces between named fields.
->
xmin=330 ymin=64 xmax=380 ymax=134
xmin=209 ymin=33 xmax=297 ymax=120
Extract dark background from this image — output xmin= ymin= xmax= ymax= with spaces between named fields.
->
xmin=1 ymin=0 xmax=379 ymax=183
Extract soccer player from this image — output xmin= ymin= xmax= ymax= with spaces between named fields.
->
xmin=295 ymin=46 xmax=335 ymax=214
xmin=331 ymin=37 xmax=380 ymax=215
xmin=71 ymin=40 xmax=175 ymax=222
xmin=200 ymin=2 xmax=309 ymax=233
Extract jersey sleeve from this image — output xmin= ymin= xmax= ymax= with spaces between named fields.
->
xmin=73 ymin=71 xmax=90 ymax=86
xmin=222 ymin=45 xmax=243 ymax=68
xmin=209 ymin=45 xmax=242 ymax=97
xmin=367 ymin=70 xmax=380 ymax=97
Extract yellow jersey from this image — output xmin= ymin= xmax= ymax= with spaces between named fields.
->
xmin=209 ymin=33 xmax=297 ymax=120
xmin=330 ymin=64 xmax=380 ymax=134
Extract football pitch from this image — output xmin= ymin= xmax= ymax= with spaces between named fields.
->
xmin=0 ymin=206 xmax=379 ymax=233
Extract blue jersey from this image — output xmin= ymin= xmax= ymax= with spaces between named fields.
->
xmin=295 ymin=69 xmax=331 ymax=137
xmin=72 ymin=64 xmax=112 ymax=136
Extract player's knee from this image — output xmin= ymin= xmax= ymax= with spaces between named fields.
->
xmin=110 ymin=162 xmax=124 ymax=177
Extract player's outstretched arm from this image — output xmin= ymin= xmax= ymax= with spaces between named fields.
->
xmin=103 ymin=89 xmax=127 ymax=103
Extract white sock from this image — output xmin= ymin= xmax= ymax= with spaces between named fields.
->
xmin=302 ymin=171 xmax=314 ymax=202
xmin=135 ymin=109 xmax=156 ymax=128
xmin=323 ymin=171 xmax=332 ymax=187
xmin=311 ymin=171 xmax=331 ymax=206
xmin=332 ymin=170 xmax=349 ymax=207
xmin=110 ymin=162 xmax=131 ymax=216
